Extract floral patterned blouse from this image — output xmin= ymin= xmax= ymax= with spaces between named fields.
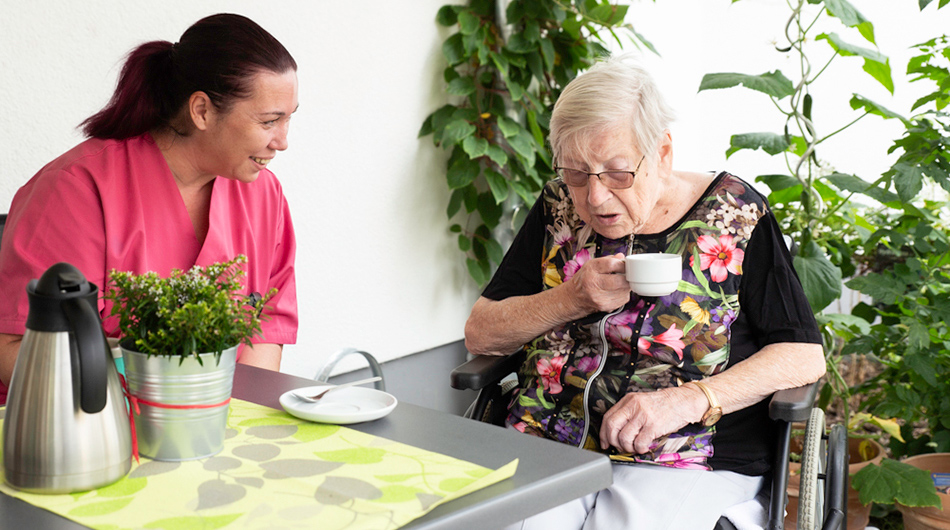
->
xmin=482 ymin=172 xmax=820 ymax=475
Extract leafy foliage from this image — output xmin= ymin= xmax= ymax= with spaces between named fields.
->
xmin=698 ymin=0 xmax=895 ymax=312
xmin=106 ymin=255 xmax=274 ymax=363
xmin=698 ymin=0 xmax=950 ymax=511
xmin=852 ymin=458 xmax=941 ymax=507
xmin=420 ymin=0 xmax=651 ymax=284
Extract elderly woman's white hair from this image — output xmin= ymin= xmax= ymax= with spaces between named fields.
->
xmin=550 ymin=54 xmax=675 ymax=167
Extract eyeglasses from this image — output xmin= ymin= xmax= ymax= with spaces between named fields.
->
xmin=554 ymin=156 xmax=645 ymax=190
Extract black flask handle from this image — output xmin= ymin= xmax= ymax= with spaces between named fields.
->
xmin=62 ymin=297 xmax=108 ymax=414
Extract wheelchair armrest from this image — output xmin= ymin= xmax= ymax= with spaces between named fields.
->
xmin=769 ymin=381 xmax=819 ymax=423
xmin=450 ymin=353 xmax=522 ymax=391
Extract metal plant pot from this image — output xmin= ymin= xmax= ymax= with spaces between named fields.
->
xmin=120 ymin=343 xmax=237 ymax=461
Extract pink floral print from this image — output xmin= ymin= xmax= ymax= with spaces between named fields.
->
xmin=696 ymin=234 xmax=744 ymax=282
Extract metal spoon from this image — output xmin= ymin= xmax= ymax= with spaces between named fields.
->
xmin=292 ymin=376 xmax=383 ymax=403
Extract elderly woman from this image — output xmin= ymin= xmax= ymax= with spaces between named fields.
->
xmin=465 ymin=55 xmax=825 ymax=529
xmin=0 ymin=14 xmax=298 ymax=404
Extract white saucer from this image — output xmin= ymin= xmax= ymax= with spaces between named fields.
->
xmin=279 ymin=385 xmax=398 ymax=424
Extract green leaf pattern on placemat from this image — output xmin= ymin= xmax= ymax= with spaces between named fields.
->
xmin=0 ymin=400 xmax=518 ymax=530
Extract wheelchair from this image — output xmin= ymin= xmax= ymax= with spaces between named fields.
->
xmin=451 ymin=352 xmax=848 ymax=530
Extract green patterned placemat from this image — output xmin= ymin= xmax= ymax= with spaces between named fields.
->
xmin=0 ymin=399 xmax=517 ymax=529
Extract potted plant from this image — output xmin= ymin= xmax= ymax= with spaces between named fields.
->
xmin=106 ymin=255 xmax=272 ymax=461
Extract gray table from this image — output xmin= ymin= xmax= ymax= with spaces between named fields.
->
xmin=0 ymin=364 xmax=612 ymax=529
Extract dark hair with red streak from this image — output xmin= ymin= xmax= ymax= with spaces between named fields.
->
xmin=81 ymin=13 xmax=297 ymax=140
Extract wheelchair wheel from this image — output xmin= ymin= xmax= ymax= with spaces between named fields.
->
xmin=798 ymin=407 xmax=827 ymax=530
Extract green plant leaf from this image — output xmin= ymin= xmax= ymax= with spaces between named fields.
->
xmin=823 ymin=173 xmax=899 ymax=203
xmin=436 ymin=5 xmax=461 ymax=26
xmin=447 ymin=76 xmax=476 ymax=96
xmin=510 ymin=180 xmax=537 ymax=207
xmin=458 ymin=234 xmax=471 ymax=251
xmin=539 ymin=38 xmax=555 ymax=69
xmin=725 ymin=132 xmax=791 ymax=158
xmin=891 ymin=162 xmax=925 ymax=202
xmin=507 ymin=130 xmax=536 ymax=167
xmin=821 ymin=312 xmax=872 ymax=334
xmin=497 ymin=116 xmax=520 ymax=138
xmin=421 ymin=104 xmax=456 ymax=140
xmin=458 ymin=10 xmax=480 ymax=35
xmin=466 ymin=257 xmax=490 ymax=285
xmin=507 ymin=33 xmax=536 ymax=53
xmin=485 ymin=238 xmax=504 ymax=265
xmin=845 ymin=274 xmax=907 ymax=305
xmin=447 ymin=157 xmax=479 ymax=189
xmin=490 ymin=51 xmax=509 ymax=77
xmin=851 ymin=458 xmax=942 ymax=507
xmin=484 ymin=169 xmax=510 ymax=204
xmin=447 ymin=190 xmax=464 ymax=218
xmin=817 ymin=33 xmax=893 ymax=93
xmin=698 ymin=71 xmax=795 ymax=99
xmin=485 ymin=144 xmax=508 ymax=167
xmin=442 ymin=33 xmax=465 ymax=66
xmin=462 ymin=185 xmax=478 ymax=213
xmin=849 ymin=95 xmax=909 ymax=125
xmin=462 ymin=136 xmax=489 ymax=158
xmin=823 ymin=0 xmax=875 ymax=43
xmin=904 ymin=352 xmax=938 ymax=386
xmin=757 ymin=174 xmax=801 ymax=193
xmin=442 ymin=119 xmax=476 ymax=147
xmin=793 ymin=242 xmax=842 ymax=312
xmin=477 ymin=192 xmax=503 ymax=228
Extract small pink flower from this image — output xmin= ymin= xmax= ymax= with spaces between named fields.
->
xmin=562 ymin=248 xmax=591 ymax=282
xmin=652 ymin=324 xmax=686 ymax=360
xmin=537 ymin=356 xmax=567 ymax=394
xmin=512 ymin=422 xmax=527 ymax=433
xmin=638 ymin=337 xmax=652 ymax=356
xmin=696 ymin=234 xmax=744 ymax=282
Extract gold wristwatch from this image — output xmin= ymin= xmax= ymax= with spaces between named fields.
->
xmin=687 ymin=381 xmax=722 ymax=427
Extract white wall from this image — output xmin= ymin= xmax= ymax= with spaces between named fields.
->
xmin=2 ymin=1 xmax=947 ymax=378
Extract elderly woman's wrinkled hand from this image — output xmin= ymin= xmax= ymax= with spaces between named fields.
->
xmin=567 ymin=253 xmax=630 ymax=314
xmin=599 ymin=386 xmax=704 ymax=455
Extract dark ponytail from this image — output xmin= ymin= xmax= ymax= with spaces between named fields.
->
xmin=81 ymin=14 xmax=297 ymax=140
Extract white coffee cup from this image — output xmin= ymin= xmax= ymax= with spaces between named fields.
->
xmin=625 ymin=253 xmax=682 ymax=297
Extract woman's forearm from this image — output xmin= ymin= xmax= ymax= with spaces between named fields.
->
xmin=699 ymin=341 xmax=826 ymax=415
xmin=238 ymin=343 xmax=283 ymax=372
xmin=465 ymin=254 xmax=632 ymax=356
xmin=464 ymin=287 xmax=589 ymax=356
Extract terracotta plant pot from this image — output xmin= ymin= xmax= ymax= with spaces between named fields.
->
xmin=786 ymin=436 xmax=884 ymax=530
xmin=897 ymin=453 xmax=950 ymax=530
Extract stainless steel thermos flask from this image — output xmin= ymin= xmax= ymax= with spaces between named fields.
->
xmin=3 ymin=263 xmax=131 ymax=493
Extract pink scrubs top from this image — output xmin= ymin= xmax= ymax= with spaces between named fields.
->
xmin=0 ymin=134 xmax=298 ymax=403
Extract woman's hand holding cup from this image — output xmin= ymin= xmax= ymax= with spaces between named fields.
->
xmin=567 ymin=253 xmax=631 ymax=313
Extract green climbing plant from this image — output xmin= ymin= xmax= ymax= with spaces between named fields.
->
xmin=420 ymin=0 xmax=654 ymax=285
xmin=697 ymin=0 xmax=947 ymax=515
